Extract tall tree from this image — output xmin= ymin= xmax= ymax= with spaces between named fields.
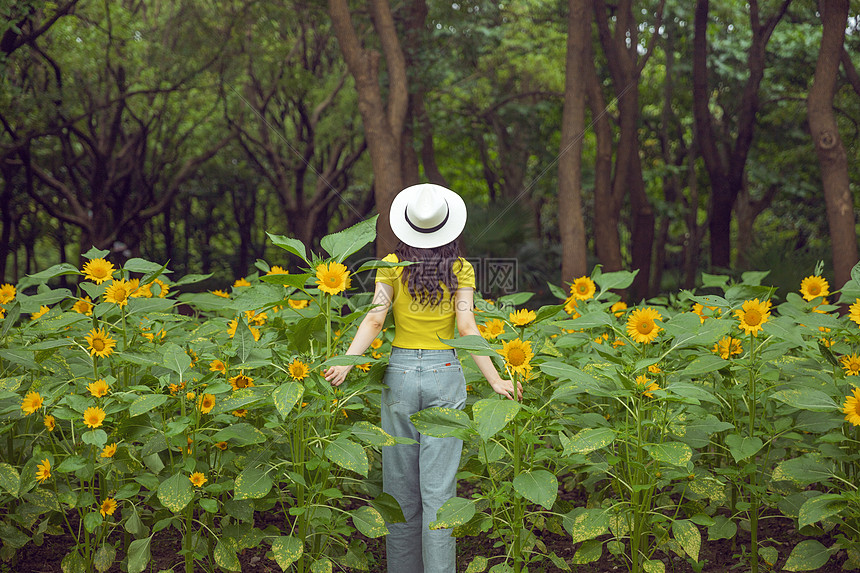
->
xmin=329 ymin=0 xmax=409 ymax=256
xmin=557 ymin=0 xmax=589 ymax=283
xmin=593 ymin=0 xmax=664 ymax=299
xmin=692 ymin=0 xmax=792 ymax=270
xmin=808 ymin=0 xmax=856 ymax=289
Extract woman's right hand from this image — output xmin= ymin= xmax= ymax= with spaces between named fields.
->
xmin=489 ymin=377 xmax=522 ymax=401
xmin=323 ymin=364 xmax=353 ymax=387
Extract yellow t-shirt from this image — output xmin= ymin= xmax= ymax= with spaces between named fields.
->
xmin=375 ymin=253 xmax=475 ymax=349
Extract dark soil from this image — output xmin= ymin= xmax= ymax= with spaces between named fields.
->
xmin=12 ymin=485 xmax=848 ymax=573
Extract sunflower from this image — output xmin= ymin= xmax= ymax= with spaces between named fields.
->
xmin=229 ymin=373 xmax=255 ymax=390
xmin=841 ymin=354 xmax=860 ymax=376
xmin=87 ymin=379 xmax=110 ymax=398
xmin=570 ymin=276 xmax=596 ymax=300
xmin=509 ymin=309 xmax=536 ymax=326
xmin=101 ymin=443 xmax=117 ymax=458
xmin=564 ymin=297 xmax=581 ymax=319
xmin=83 ymin=406 xmax=106 ymax=429
xmin=0 ymin=307 xmax=5 ymax=319
xmin=212 ymin=289 xmax=230 ymax=298
xmin=289 ymin=359 xmax=310 ymax=381
xmin=734 ymin=299 xmax=771 ymax=336
xmin=198 ymin=394 xmax=216 ymax=414
xmin=713 ymin=336 xmax=743 ymax=359
xmin=370 ymin=338 xmax=383 ymax=350
xmin=288 ymin=299 xmax=310 ymax=309
xmin=35 ymin=459 xmax=51 ymax=483
xmin=0 ymin=283 xmax=16 ymax=304
xmin=233 ymin=278 xmax=251 ymax=287
xmin=626 ymin=307 xmax=663 ymax=344
xmin=81 ymin=258 xmax=115 ymax=284
xmin=152 ymin=278 xmax=170 ymax=298
xmin=610 ymin=301 xmax=627 ymax=317
xmin=635 ymin=375 xmax=660 ymax=398
xmin=21 ymin=391 xmax=43 ymax=415
xmin=267 ymin=266 xmax=289 ymax=275
xmin=209 ymin=359 xmax=226 ymax=373
xmin=479 ymin=319 xmax=506 ymax=340
xmin=498 ymin=338 xmax=534 ymax=378
xmin=214 ymin=441 xmax=228 ymax=451
xmin=648 ymin=364 xmax=662 ymax=374
xmin=800 ymin=275 xmax=830 ymax=301
xmin=31 ymin=305 xmax=50 ymax=320
xmin=355 ymin=362 xmax=371 ymax=372
xmin=104 ymin=279 xmax=133 ymax=307
xmin=72 ymin=297 xmax=93 ymax=316
xmin=245 ymin=310 xmax=268 ymax=326
xmin=315 ymin=262 xmax=351 ymax=295
xmin=85 ymin=328 xmax=117 ymax=358
xmin=99 ymin=498 xmax=117 ymax=517
xmin=843 ymin=388 xmax=860 ymax=426
xmin=189 ymin=472 xmax=207 ymax=487
xmin=850 ymin=299 xmax=860 ymax=326
xmin=132 ymin=280 xmax=153 ymax=298
xmin=227 ymin=320 xmax=261 ymax=341
xmin=232 ymin=409 xmax=248 ymax=417
xmin=43 ymin=415 xmax=55 ymax=431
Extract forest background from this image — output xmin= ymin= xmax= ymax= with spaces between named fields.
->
xmin=1 ymin=0 xmax=858 ymax=304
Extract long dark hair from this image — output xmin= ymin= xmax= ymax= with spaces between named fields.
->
xmin=395 ymin=240 xmax=463 ymax=306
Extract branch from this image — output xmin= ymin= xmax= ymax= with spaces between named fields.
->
xmin=1 ymin=0 xmax=80 ymax=55
xmin=841 ymin=47 xmax=860 ymax=98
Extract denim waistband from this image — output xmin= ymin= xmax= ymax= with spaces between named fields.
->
xmin=390 ymin=347 xmax=456 ymax=358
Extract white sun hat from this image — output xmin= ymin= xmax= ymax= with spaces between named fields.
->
xmin=389 ymin=183 xmax=468 ymax=249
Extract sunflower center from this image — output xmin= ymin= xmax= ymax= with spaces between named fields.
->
xmin=637 ymin=321 xmax=654 ymax=334
xmin=809 ymin=285 xmax=820 ymax=295
xmin=577 ymin=285 xmax=588 ymax=294
xmin=92 ymin=339 xmax=105 ymax=351
xmin=744 ymin=310 xmax=762 ymax=326
xmin=851 ymin=362 xmax=860 ymax=372
xmin=327 ymin=276 xmax=337 ymax=285
xmin=507 ymin=348 xmax=526 ymax=366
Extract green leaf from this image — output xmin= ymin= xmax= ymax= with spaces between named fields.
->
xmin=324 ymin=437 xmax=368 ymax=477
xmin=672 ymin=519 xmax=700 ymax=562
xmin=759 ymin=546 xmax=779 ymax=568
xmin=594 ymin=269 xmax=637 ymax=294
xmin=773 ymin=455 xmax=834 ymax=485
xmin=643 ymin=559 xmax=665 ymax=573
xmin=83 ymin=511 xmax=103 ymax=533
xmin=230 ymin=319 xmax=256 ymax=362
xmin=646 ymin=442 xmax=692 ymax=466
xmin=472 ymin=398 xmax=520 ymax=441
xmin=783 ymin=539 xmax=836 ymax=571
xmin=0 ymin=463 xmax=20 ymax=496
xmin=350 ymin=421 xmax=397 ymax=447
xmin=93 ymin=544 xmax=116 ymax=573
xmin=798 ymin=493 xmax=848 ymax=529
xmin=211 ymin=423 xmax=267 ymax=446
xmin=770 ymin=387 xmax=839 ymax=412
xmin=682 ymin=354 xmax=729 ymax=376
xmin=267 ymin=232 xmax=309 ymax=264
xmin=571 ymin=539 xmax=602 ymax=564
xmin=161 ymin=343 xmax=192 ymax=374
xmin=273 ymin=382 xmax=303 ymax=418
xmin=320 ymin=215 xmax=378 ymax=262
xmin=410 ymin=407 xmax=474 ymax=440
xmin=157 ymin=473 xmax=193 ymax=513
xmin=129 ymin=394 xmax=169 ymax=418
xmin=555 ymin=311 xmax=611 ymax=329
xmin=25 ymin=263 xmax=81 ymax=282
xmin=351 ymin=505 xmax=389 ymax=538
xmin=466 ymin=556 xmax=489 ymax=572
xmin=707 ymin=515 xmax=737 ymax=541
xmin=566 ymin=428 xmax=615 ymax=454
xmin=61 ymin=549 xmax=87 ymax=573
xmin=429 ymin=497 xmax=475 ymax=530
xmin=310 ymin=558 xmax=333 ymax=573
xmin=271 ymin=536 xmax=304 ymax=571
xmin=234 ymin=466 xmax=273 ymax=500
xmin=663 ymin=312 xmax=730 ymax=352
xmin=563 ymin=508 xmax=609 ymax=543
xmin=369 ymin=492 xmax=405 ymax=524
xmin=724 ymin=434 xmax=764 ymax=463
xmin=437 ymin=334 xmax=496 ymax=356
xmin=512 ymin=469 xmax=557 ymax=510
xmin=214 ymin=539 xmax=241 ymax=571
xmin=123 ymin=258 xmax=170 ymax=274
xmin=127 ymin=537 xmax=152 ymax=573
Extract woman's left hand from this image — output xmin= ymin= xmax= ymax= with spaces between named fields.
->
xmin=323 ymin=364 xmax=352 ymax=387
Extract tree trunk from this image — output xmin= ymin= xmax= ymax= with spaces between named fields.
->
xmin=557 ymin=0 xmax=590 ymax=283
xmin=809 ymin=0 xmax=856 ymax=290
xmin=329 ymin=0 xmax=408 ymax=257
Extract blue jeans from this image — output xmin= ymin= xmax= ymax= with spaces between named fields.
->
xmin=381 ymin=348 xmax=467 ymax=573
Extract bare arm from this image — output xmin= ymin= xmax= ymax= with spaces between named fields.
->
xmin=455 ymin=288 xmax=522 ymax=401
xmin=323 ymin=282 xmax=393 ymax=386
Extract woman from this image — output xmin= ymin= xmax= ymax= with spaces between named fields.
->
xmin=324 ymin=183 xmax=521 ymax=573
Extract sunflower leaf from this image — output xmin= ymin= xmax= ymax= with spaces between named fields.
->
xmin=320 ymin=216 xmax=378 ymax=263
xmin=267 ymin=232 xmax=310 ymax=264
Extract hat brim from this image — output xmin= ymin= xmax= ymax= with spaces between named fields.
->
xmin=389 ymin=184 xmax=467 ymax=249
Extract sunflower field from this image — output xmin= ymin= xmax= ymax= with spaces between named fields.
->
xmin=0 ymin=217 xmax=859 ymax=573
